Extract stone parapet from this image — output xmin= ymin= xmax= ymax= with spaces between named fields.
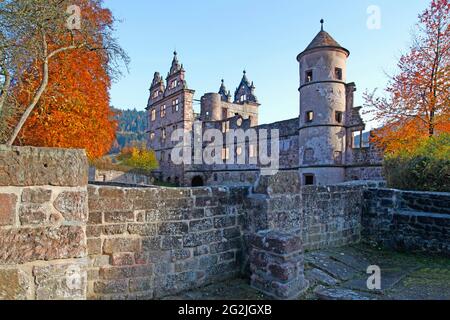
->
xmin=249 ymin=230 xmax=308 ymax=300
xmin=0 ymin=146 xmax=89 ymax=300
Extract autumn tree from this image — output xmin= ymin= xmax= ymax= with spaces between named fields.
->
xmin=364 ymin=0 xmax=450 ymax=154
xmin=0 ymin=0 xmax=128 ymax=154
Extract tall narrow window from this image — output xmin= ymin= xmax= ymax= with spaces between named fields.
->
xmin=335 ymin=68 xmax=343 ymax=80
xmin=172 ymin=99 xmax=180 ymax=112
xmin=335 ymin=111 xmax=343 ymax=124
xmin=151 ymin=109 xmax=156 ymax=121
xmin=161 ymin=105 xmax=166 ymax=118
xmin=305 ymin=70 xmax=313 ymax=83
xmin=150 ymin=132 xmax=155 ymax=141
xmin=170 ymin=80 xmax=178 ymax=89
xmin=240 ymin=95 xmax=247 ymax=102
xmin=161 ymin=128 xmax=166 ymax=140
xmin=306 ymin=111 xmax=314 ymax=123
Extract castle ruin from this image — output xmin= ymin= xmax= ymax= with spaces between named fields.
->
xmin=146 ymin=23 xmax=384 ymax=187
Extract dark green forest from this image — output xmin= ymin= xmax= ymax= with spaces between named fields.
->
xmin=110 ymin=108 xmax=148 ymax=154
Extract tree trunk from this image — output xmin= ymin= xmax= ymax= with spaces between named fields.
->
xmin=6 ymin=58 xmax=49 ymax=146
xmin=0 ymin=69 xmax=11 ymax=114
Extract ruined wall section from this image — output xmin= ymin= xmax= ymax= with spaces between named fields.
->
xmin=363 ymin=188 xmax=450 ymax=256
xmin=87 ymin=185 xmax=249 ymax=299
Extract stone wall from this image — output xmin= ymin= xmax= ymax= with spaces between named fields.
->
xmin=89 ymin=168 xmax=153 ymax=186
xmin=86 ymin=185 xmax=249 ymax=300
xmin=362 ymin=188 xmax=450 ymax=256
xmin=249 ymin=172 xmax=383 ymax=252
xmin=0 ymin=146 xmax=89 ymax=300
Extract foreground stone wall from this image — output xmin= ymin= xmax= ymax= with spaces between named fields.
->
xmin=362 ymin=188 xmax=450 ymax=256
xmin=0 ymin=146 xmax=88 ymax=300
xmin=87 ymin=185 xmax=248 ymax=299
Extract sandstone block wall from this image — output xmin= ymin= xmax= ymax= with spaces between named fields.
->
xmin=249 ymin=172 xmax=381 ymax=252
xmin=362 ymin=188 xmax=450 ymax=256
xmin=86 ymin=185 xmax=249 ymax=300
xmin=249 ymin=230 xmax=308 ymax=300
xmin=0 ymin=146 xmax=89 ymax=300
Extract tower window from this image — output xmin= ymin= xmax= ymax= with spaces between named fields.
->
xmin=240 ymin=95 xmax=247 ymax=102
xmin=161 ymin=105 xmax=166 ymax=118
xmin=305 ymin=70 xmax=313 ymax=83
xmin=335 ymin=68 xmax=343 ymax=80
xmin=172 ymin=99 xmax=180 ymax=112
xmin=335 ymin=111 xmax=343 ymax=124
xmin=150 ymin=132 xmax=155 ymax=141
xmin=304 ymin=174 xmax=315 ymax=186
xmin=170 ymin=80 xmax=178 ymax=89
xmin=306 ymin=111 xmax=314 ymax=123
xmin=161 ymin=128 xmax=166 ymax=140
xmin=153 ymin=91 xmax=159 ymax=98
xmin=151 ymin=109 xmax=156 ymax=121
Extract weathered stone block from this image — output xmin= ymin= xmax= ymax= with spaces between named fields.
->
xmin=102 ymin=225 xmax=127 ymax=236
xmin=158 ymin=222 xmax=189 ymax=235
xmin=0 ymin=268 xmax=30 ymax=300
xmin=0 ymin=193 xmax=17 ymax=226
xmin=104 ymin=211 xmax=134 ymax=224
xmin=103 ymin=238 xmax=141 ymax=254
xmin=94 ymin=280 xmax=128 ymax=295
xmin=128 ymin=223 xmax=158 ymax=237
xmin=253 ymin=172 xmax=301 ymax=196
xmin=53 ymin=191 xmax=88 ymax=222
xmin=99 ymin=265 xmax=153 ymax=280
xmin=87 ymin=239 xmax=102 ymax=255
xmin=21 ymin=188 xmax=52 ymax=204
xmin=0 ymin=226 xmax=86 ymax=264
xmin=19 ymin=204 xmax=47 ymax=226
xmin=189 ymin=219 xmax=214 ymax=232
xmin=33 ymin=262 xmax=87 ymax=300
xmin=0 ymin=146 xmax=88 ymax=187
xmin=111 ymin=253 xmax=135 ymax=266
xmin=250 ymin=230 xmax=302 ymax=255
xmin=129 ymin=277 xmax=153 ymax=293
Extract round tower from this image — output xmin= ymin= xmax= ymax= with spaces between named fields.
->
xmin=201 ymin=93 xmax=222 ymax=121
xmin=297 ymin=20 xmax=350 ymax=186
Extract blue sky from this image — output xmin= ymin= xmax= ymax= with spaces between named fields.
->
xmin=104 ymin=0 xmax=429 ymax=128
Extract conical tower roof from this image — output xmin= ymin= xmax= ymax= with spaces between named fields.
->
xmin=298 ymin=20 xmax=349 ymax=60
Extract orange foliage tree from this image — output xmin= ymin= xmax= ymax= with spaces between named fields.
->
xmin=2 ymin=0 xmax=128 ymax=159
xmin=364 ymin=0 xmax=450 ymax=154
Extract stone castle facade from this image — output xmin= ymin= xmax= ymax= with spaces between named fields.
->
xmin=146 ymin=24 xmax=383 ymax=187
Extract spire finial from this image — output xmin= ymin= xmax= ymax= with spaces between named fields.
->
xmin=320 ymin=19 xmax=324 ymax=31
xmin=173 ymin=50 xmax=177 ymax=56
xmin=243 ymin=69 xmax=246 ymax=75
